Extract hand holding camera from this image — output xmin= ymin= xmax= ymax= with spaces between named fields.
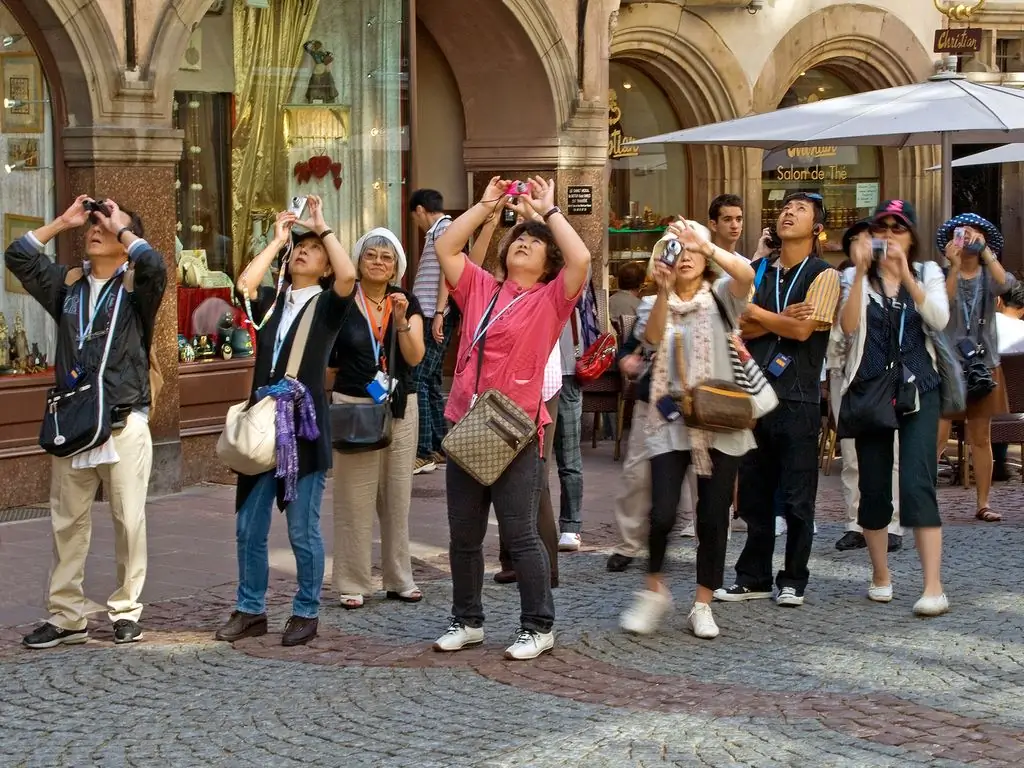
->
xmin=273 ymin=210 xmax=298 ymax=244
xmin=652 ymin=260 xmax=675 ymax=294
xmin=522 ymin=176 xmax=556 ymax=217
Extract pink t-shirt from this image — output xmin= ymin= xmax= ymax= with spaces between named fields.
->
xmin=445 ymin=259 xmax=582 ymax=445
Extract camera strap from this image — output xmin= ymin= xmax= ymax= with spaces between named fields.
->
xmin=960 ymin=263 xmax=987 ymax=339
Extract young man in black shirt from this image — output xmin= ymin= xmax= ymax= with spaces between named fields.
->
xmin=716 ymin=192 xmax=840 ymax=607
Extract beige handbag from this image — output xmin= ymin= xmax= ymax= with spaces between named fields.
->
xmin=216 ymin=294 xmax=320 ymax=475
xmin=441 ymin=289 xmax=538 ymax=486
xmin=673 ymin=326 xmax=754 ymax=433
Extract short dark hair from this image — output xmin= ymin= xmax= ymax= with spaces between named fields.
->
xmin=409 ymin=188 xmax=444 ymax=214
xmin=709 ymin=194 xmax=743 ymax=221
xmin=783 ymin=192 xmax=827 ymax=227
xmin=1005 ymin=281 xmax=1024 ymax=309
xmin=616 ymin=260 xmax=646 ymax=291
xmin=498 ymin=220 xmax=563 ymax=284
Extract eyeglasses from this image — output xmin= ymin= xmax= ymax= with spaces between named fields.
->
xmin=362 ymin=252 xmax=395 ymax=264
xmin=870 ymin=221 xmax=908 ymax=235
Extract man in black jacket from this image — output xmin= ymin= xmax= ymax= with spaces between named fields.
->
xmin=5 ymin=195 xmax=167 ymax=649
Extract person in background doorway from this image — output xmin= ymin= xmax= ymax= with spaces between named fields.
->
xmin=992 ymin=282 xmax=1024 ymax=480
xmin=935 ymin=214 xmax=1016 ymax=522
xmin=609 ymin=260 xmax=645 ymax=320
xmin=409 ymin=189 xmax=453 ymax=476
xmin=830 ymin=214 xmax=903 ymax=553
xmin=555 ymin=293 xmax=588 ymax=553
xmin=707 ymin=194 xmax=745 ymax=258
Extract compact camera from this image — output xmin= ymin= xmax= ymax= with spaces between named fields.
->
xmin=953 ymin=226 xmax=967 ymax=249
xmin=654 ymin=236 xmax=683 ymax=268
xmin=504 ymin=180 xmax=530 ymax=196
xmin=287 ymin=195 xmax=308 ymax=219
xmin=871 ymin=238 xmax=888 ymax=261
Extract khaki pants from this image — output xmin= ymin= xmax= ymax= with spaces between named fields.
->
xmin=332 ymin=393 xmax=417 ymax=596
xmin=47 ymin=413 xmax=152 ymax=630
xmin=612 ymin=402 xmax=695 ymax=558
xmin=841 ymin=437 xmax=903 ymax=535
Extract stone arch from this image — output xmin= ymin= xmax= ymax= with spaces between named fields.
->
xmin=754 ymin=3 xmax=940 ymax=244
xmin=610 ymin=3 xmax=752 ymax=216
xmin=147 ymin=0 xmax=218 ymax=121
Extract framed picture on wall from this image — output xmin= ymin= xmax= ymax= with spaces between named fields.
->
xmin=0 ymin=53 xmax=44 ymax=134
xmin=3 ymin=214 xmax=45 ymax=295
xmin=6 ymin=137 xmax=39 ymax=168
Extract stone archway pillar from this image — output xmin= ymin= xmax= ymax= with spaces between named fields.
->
xmin=63 ymin=125 xmax=184 ymax=495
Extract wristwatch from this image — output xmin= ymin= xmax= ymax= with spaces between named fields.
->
xmin=116 ymin=226 xmax=133 ymax=244
xmin=542 ymin=206 xmax=562 ymax=222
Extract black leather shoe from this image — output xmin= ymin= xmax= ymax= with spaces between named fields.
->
xmin=215 ymin=611 xmax=268 ymax=642
xmin=493 ymin=570 xmax=517 ymax=584
xmin=606 ymin=553 xmax=633 ymax=572
xmin=112 ymin=619 xmax=143 ymax=644
xmin=887 ymin=534 xmax=903 ymax=552
xmin=281 ymin=615 xmax=318 ymax=647
xmin=835 ymin=531 xmax=867 ymax=551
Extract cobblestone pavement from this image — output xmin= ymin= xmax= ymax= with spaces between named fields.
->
xmin=1 ymin=449 xmax=1023 ymax=766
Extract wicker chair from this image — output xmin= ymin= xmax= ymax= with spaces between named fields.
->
xmin=990 ymin=352 xmax=1024 ymax=484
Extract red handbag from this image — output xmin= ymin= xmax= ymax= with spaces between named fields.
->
xmin=571 ymin=313 xmax=617 ymax=383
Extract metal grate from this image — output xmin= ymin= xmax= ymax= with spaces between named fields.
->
xmin=0 ymin=507 xmax=50 ymax=524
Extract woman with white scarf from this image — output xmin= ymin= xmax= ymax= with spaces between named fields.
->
xmin=620 ymin=220 xmax=755 ymax=639
xmin=329 ymin=228 xmax=426 ymax=609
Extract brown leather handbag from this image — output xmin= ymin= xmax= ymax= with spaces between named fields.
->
xmin=673 ymin=331 xmax=754 ymax=433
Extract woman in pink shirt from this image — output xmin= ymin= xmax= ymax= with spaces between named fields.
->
xmin=430 ymin=176 xmax=592 ymax=661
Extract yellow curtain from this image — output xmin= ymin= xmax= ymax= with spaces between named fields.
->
xmin=231 ymin=0 xmax=320 ymax=275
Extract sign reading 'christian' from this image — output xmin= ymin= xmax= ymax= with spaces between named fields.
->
xmin=933 ymin=27 xmax=982 ymax=54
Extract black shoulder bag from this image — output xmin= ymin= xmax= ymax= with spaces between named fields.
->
xmin=837 ymin=287 xmax=899 ymax=439
xmin=40 ymin=278 xmax=126 ymax=457
xmin=329 ymin=302 xmax=397 ymax=454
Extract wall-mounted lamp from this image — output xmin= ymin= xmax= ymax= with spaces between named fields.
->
xmin=1 ymin=34 xmax=24 ymax=48
xmin=4 ymin=161 xmax=50 ymax=174
xmin=747 ymin=0 xmax=764 ymax=13
xmin=3 ymin=97 xmax=48 ymax=110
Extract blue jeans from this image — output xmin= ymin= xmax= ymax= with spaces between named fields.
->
xmin=554 ymin=375 xmax=584 ymax=534
xmin=412 ymin=310 xmax=455 ymax=458
xmin=236 ymin=470 xmax=326 ymax=618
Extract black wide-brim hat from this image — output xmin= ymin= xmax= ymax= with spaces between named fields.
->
xmin=842 ymin=219 xmax=871 ymax=257
xmin=936 ymin=213 xmax=1003 ymax=256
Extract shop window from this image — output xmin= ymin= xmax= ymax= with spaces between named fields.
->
xmin=0 ymin=7 xmax=56 ymax=379
xmin=761 ymin=69 xmax=882 ymax=265
xmin=172 ymin=0 xmax=407 ymax=366
xmin=607 ymin=61 xmax=688 ymax=290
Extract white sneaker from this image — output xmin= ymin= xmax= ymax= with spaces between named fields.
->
xmin=731 ymin=516 xmax=747 ymax=533
xmin=504 ymin=628 xmax=554 ymax=660
xmin=868 ymin=583 xmax=893 ymax=603
xmin=679 ymin=521 xmax=696 ymax=538
xmin=413 ymin=457 xmax=436 ymax=476
xmin=776 ymin=587 xmax=804 ymax=607
xmin=432 ymin=620 xmax=484 ymax=652
xmin=620 ymin=589 xmax=672 ymax=635
xmin=913 ymin=593 xmax=949 ymax=617
xmin=558 ymin=532 xmax=581 ymax=552
xmin=687 ymin=602 xmax=719 ymax=639
xmin=775 ymin=517 xmax=787 ymax=537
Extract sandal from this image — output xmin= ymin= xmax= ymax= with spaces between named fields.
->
xmin=385 ymin=588 xmax=423 ymax=603
xmin=340 ymin=594 xmax=364 ymax=610
xmin=975 ymin=507 xmax=1003 ymax=522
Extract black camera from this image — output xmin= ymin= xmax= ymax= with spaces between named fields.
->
xmin=766 ymin=226 xmax=782 ymax=251
xmin=957 ymin=338 xmax=996 ymax=401
xmin=83 ymin=199 xmax=110 ymax=216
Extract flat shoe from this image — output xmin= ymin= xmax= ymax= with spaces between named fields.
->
xmin=975 ymin=507 xmax=1002 ymax=522
xmin=385 ymin=589 xmax=423 ymax=603
xmin=339 ymin=594 xmax=364 ymax=610
xmin=868 ymin=583 xmax=893 ymax=603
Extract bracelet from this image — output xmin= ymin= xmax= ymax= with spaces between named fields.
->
xmin=397 ymin=324 xmax=412 ymax=333
xmin=542 ymin=206 xmax=562 ymax=222
xmin=319 ymin=228 xmax=334 ymax=239
xmin=116 ymin=227 xmax=133 ymax=244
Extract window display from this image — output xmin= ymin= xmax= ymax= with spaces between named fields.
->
xmin=761 ymin=69 xmax=882 ymax=264
xmin=607 ymin=61 xmax=687 ymax=288
xmin=0 ymin=5 xmax=55 ymax=378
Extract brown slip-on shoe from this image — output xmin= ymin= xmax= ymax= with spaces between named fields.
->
xmin=493 ymin=570 xmax=517 ymax=584
xmin=281 ymin=615 xmax=319 ymax=647
xmin=214 ymin=611 xmax=268 ymax=642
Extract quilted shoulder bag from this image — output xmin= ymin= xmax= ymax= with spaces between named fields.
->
xmin=673 ymin=315 xmax=754 ymax=433
xmin=40 ymin=277 xmax=126 ymax=457
xmin=217 ymin=293 xmax=320 ymax=475
xmin=442 ymin=288 xmax=539 ymax=486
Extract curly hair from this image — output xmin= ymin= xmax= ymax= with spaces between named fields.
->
xmin=498 ymin=220 xmax=564 ymax=284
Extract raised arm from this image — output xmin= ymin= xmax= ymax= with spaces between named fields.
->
xmin=672 ymin=220 xmax=755 ymax=298
xmin=237 ymin=211 xmax=295 ymax=300
xmin=435 ymin=177 xmax=509 ymax=290
xmin=97 ymin=201 xmax=168 ymax=328
xmin=299 ymin=195 xmax=355 ymax=298
xmin=522 ymin=176 xmax=592 ymax=300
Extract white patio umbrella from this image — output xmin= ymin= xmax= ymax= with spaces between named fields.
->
xmin=926 ymin=142 xmax=1024 ymax=170
xmin=631 ymin=72 xmax=1024 ymax=221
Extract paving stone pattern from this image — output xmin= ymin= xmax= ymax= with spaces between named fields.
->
xmin=2 ymin=517 xmax=1023 ymax=766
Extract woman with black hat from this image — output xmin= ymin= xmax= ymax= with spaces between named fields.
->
xmin=834 ymin=200 xmax=949 ymax=616
xmin=936 ymin=214 xmax=1017 ymax=522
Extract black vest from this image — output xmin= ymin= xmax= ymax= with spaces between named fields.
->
xmin=747 ymin=256 xmax=834 ymax=405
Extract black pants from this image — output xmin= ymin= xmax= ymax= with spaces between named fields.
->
xmin=649 ymin=450 xmax=741 ymax=589
xmin=446 ymin=443 xmax=554 ymax=633
xmin=856 ymin=387 xmax=941 ymax=530
xmin=735 ymin=400 xmax=820 ymax=593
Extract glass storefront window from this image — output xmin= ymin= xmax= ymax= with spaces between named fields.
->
xmin=761 ymin=68 xmax=882 ymax=263
xmin=0 ymin=5 xmax=56 ymax=377
xmin=172 ymin=0 xmax=407 ymax=364
xmin=607 ymin=61 xmax=687 ymax=287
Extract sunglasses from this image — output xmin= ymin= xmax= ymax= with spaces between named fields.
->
xmin=870 ymin=221 xmax=909 ymax=235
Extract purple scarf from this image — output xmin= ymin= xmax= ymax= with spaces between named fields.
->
xmin=254 ymin=378 xmax=319 ymax=502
